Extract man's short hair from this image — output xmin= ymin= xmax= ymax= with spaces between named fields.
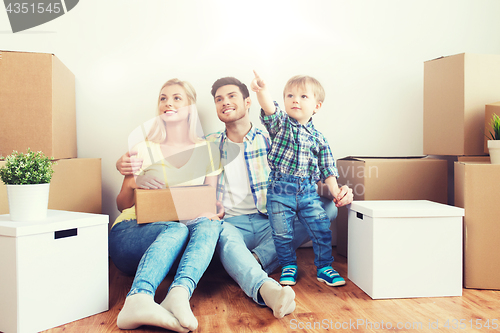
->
xmin=211 ymin=77 xmax=250 ymax=100
xmin=283 ymin=75 xmax=325 ymax=103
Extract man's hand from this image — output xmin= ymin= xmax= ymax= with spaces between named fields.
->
xmin=116 ymin=150 xmax=144 ymax=176
xmin=216 ymin=201 xmax=225 ymax=220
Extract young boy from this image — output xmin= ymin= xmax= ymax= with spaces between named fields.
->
xmin=251 ymin=71 xmax=345 ymax=287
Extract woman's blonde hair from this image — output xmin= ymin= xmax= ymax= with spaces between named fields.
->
xmin=146 ymin=79 xmax=203 ymax=144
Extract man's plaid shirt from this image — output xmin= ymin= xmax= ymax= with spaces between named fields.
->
xmin=260 ymin=102 xmax=338 ymax=183
xmin=205 ymin=125 xmax=271 ymax=215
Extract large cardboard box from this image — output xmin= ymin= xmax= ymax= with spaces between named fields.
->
xmin=484 ymin=102 xmax=500 ymax=154
xmin=424 ymin=53 xmax=500 ymax=156
xmin=135 ymin=185 xmax=216 ymax=224
xmin=336 ymin=156 xmax=448 ymax=257
xmin=0 ymin=50 xmax=76 ymax=159
xmin=348 ymin=200 xmax=464 ymax=299
xmin=0 ymin=210 xmax=108 ymax=333
xmin=0 ymin=158 xmax=102 ymax=215
xmin=455 ymin=160 xmax=500 ymax=290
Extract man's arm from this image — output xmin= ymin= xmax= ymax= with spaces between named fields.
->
xmin=116 ymin=150 xmax=144 ymax=176
xmin=250 ymin=70 xmax=275 ymax=115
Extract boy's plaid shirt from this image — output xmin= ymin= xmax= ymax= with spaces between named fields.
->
xmin=260 ymin=102 xmax=339 ymax=183
xmin=205 ymin=125 xmax=271 ymax=215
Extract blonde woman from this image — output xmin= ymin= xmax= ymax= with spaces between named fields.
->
xmin=109 ymin=79 xmax=223 ymax=332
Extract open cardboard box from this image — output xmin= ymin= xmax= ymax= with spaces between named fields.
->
xmin=135 ymin=185 xmax=216 ymax=224
xmin=336 ymin=156 xmax=448 ymax=257
xmin=0 ymin=50 xmax=76 ymax=159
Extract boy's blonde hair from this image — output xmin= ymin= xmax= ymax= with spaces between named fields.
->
xmin=147 ymin=78 xmax=203 ymax=144
xmin=283 ymin=75 xmax=325 ymax=103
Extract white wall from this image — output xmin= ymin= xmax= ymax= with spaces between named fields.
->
xmin=2 ymin=0 xmax=500 ymax=223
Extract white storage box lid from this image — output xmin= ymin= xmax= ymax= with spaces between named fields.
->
xmin=349 ymin=200 xmax=464 ymax=218
xmin=0 ymin=210 xmax=108 ymax=237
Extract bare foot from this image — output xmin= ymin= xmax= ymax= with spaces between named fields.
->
xmin=117 ymin=293 xmax=189 ymax=332
xmin=160 ymin=286 xmax=198 ymax=331
xmin=260 ymin=281 xmax=296 ymax=318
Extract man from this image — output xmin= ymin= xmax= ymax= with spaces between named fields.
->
xmin=116 ymin=77 xmax=353 ymax=318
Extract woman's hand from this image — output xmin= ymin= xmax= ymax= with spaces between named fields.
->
xmin=195 ymin=201 xmax=225 ymax=221
xmin=135 ymin=174 xmax=165 ymax=189
xmin=196 ymin=212 xmax=220 ymax=220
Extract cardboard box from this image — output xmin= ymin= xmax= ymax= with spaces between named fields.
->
xmin=0 ymin=50 xmax=76 ymax=159
xmin=135 ymin=185 xmax=216 ymax=224
xmin=336 ymin=156 xmax=448 ymax=257
xmin=348 ymin=200 xmax=464 ymax=299
xmin=0 ymin=210 xmax=109 ymax=333
xmin=455 ymin=161 xmax=500 ymax=290
xmin=484 ymin=102 xmax=500 ymax=154
xmin=428 ymin=155 xmax=490 ymax=206
xmin=424 ymin=53 xmax=500 ymax=156
xmin=0 ymin=158 xmax=102 ymax=215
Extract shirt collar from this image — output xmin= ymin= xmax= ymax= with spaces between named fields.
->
xmin=289 ymin=116 xmax=314 ymax=130
xmin=222 ymin=123 xmax=258 ymax=144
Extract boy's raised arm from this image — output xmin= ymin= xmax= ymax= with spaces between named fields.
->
xmin=250 ymin=70 xmax=276 ymax=115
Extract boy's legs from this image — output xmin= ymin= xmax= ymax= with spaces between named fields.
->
xmin=251 ymin=197 xmax=337 ymax=274
xmin=266 ymin=178 xmax=300 ymax=268
xmin=296 ymin=184 xmax=334 ymax=269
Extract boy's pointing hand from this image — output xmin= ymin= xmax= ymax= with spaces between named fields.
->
xmin=251 ymin=70 xmax=266 ymax=92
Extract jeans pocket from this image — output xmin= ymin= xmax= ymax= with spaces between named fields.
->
xmin=269 ymin=200 xmax=289 ymax=236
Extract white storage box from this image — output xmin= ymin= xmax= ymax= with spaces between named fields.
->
xmin=0 ymin=210 xmax=109 ymax=333
xmin=348 ymin=200 xmax=464 ymax=299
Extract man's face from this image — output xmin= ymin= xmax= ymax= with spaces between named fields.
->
xmin=214 ymin=84 xmax=250 ymax=124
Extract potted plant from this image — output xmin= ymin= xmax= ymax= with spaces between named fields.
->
xmin=0 ymin=149 xmax=56 ymax=221
xmin=487 ymin=113 xmax=500 ymax=164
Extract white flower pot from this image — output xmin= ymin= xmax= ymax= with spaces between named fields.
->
xmin=488 ymin=140 xmax=500 ymax=165
xmin=6 ymin=183 xmax=50 ymax=221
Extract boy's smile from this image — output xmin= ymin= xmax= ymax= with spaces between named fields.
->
xmin=283 ymin=85 xmax=322 ymax=125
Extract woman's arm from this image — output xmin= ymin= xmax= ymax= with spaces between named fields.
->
xmin=116 ymin=175 xmax=137 ymax=212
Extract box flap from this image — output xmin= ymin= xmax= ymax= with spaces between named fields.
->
xmin=338 ymin=156 xmax=428 ymax=162
xmin=349 ymin=200 xmax=464 ymax=218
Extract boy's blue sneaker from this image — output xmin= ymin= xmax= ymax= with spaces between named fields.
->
xmin=279 ymin=265 xmax=298 ymax=286
xmin=317 ymin=266 xmax=345 ymax=287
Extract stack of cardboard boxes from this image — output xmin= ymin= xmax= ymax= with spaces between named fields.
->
xmin=338 ymin=53 xmax=500 ymax=291
xmin=424 ymin=53 xmax=500 ymax=291
xmin=0 ymin=50 xmax=102 ymax=215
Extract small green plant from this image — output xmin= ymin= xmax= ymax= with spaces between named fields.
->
xmin=488 ymin=113 xmax=500 ymax=140
xmin=0 ymin=149 xmax=56 ymax=185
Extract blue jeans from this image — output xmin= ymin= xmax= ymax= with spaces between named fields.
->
xmin=267 ymin=172 xmax=334 ymax=269
xmin=109 ymin=217 xmax=222 ymax=298
xmin=216 ymin=194 xmax=337 ymax=305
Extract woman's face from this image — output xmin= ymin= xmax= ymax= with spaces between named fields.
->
xmin=158 ymin=84 xmax=191 ymax=123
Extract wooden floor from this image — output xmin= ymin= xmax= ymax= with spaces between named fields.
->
xmin=43 ymin=247 xmax=500 ymax=333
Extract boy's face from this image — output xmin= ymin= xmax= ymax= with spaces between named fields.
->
xmin=214 ymin=84 xmax=250 ymax=124
xmin=283 ymin=84 xmax=322 ymax=125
